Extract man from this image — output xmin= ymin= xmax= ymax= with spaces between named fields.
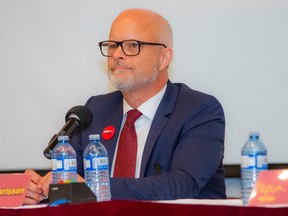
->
xmin=24 ymin=8 xmax=226 ymax=204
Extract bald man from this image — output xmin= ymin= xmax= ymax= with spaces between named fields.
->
xmin=24 ymin=8 xmax=226 ymax=204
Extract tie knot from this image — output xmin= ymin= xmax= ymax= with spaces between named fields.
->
xmin=126 ymin=109 xmax=142 ymax=124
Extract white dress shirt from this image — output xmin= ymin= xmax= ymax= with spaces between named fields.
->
xmin=111 ymin=85 xmax=167 ymax=178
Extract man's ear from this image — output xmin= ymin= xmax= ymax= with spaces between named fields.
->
xmin=159 ymin=48 xmax=173 ymax=71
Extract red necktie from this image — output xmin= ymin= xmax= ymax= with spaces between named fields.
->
xmin=114 ymin=109 xmax=142 ymax=177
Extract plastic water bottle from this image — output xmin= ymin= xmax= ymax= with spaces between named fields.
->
xmin=52 ymin=135 xmax=77 ymax=184
xmin=84 ymin=134 xmax=111 ymax=201
xmin=241 ymin=132 xmax=268 ymax=205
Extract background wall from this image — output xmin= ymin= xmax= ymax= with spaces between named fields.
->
xmin=0 ymin=0 xmax=287 ymax=171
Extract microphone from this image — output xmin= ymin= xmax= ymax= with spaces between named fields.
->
xmin=43 ymin=105 xmax=93 ymax=159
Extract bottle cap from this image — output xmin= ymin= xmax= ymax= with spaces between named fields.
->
xmin=58 ymin=135 xmax=69 ymax=141
xmin=249 ymin=131 xmax=260 ymax=139
xmin=89 ymin=134 xmax=100 ymax=141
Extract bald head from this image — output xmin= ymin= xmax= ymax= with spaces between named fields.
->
xmin=110 ymin=8 xmax=173 ymax=48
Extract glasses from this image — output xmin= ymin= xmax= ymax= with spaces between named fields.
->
xmin=98 ymin=40 xmax=166 ymax=57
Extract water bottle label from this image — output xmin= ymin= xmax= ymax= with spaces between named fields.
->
xmin=84 ymin=158 xmax=92 ymax=169
xmin=241 ymin=153 xmax=268 ymax=169
xmin=52 ymin=158 xmax=77 ymax=171
xmin=84 ymin=156 xmax=108 ymax=170
xmin=256 ymin=155 xmax=268 ymax=169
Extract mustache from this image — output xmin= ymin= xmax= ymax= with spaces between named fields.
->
xmin=110 ymin=61 xmax=129 ymax=70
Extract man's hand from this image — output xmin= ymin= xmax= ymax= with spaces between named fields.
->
xmin=37 ymin=171 xmax=52 ymax=198
xmin=24 ymin=169 xmax=45 ymax=205
xmin=24 ymin=169 xmax=85 ymax=205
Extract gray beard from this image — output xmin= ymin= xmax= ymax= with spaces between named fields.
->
xmin=107 ymin=69 xmax=158 ymax=91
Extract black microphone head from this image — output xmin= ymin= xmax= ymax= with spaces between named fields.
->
xmin=65 ymin=105 xmax=93 ymax=131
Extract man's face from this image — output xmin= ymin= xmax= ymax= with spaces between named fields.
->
xmin=107 ymin=17 xmax=164 ymax=92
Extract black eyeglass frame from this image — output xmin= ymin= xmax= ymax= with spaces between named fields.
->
xmin=98 ymin=40 xmax=167 ymax=57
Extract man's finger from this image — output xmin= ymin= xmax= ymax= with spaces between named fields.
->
xmin=38 ymin=171 xmax=52 ymax=197
xmin=24 ymin=189 xmax=43 ymax=204
xmin=25 ymin=169 xmax=41 ymax=185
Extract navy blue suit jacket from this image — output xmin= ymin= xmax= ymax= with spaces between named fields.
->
xmin=70 ymin=80 xmax=226 ymax=200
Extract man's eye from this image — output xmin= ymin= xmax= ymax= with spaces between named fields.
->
xmin=108 ymin=44 xmax=117 ymax=49
xmin=128 ymin=42 xmax=139 ymax=48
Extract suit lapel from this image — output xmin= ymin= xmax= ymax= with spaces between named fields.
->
xmin=101 ymin=95 xmax=123 ymax=168
xmin=139 ymin=81 xmax=179 ymax=177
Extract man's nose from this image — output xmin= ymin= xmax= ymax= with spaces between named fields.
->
xmin=112 ymin=45 xmax=126 ymax=59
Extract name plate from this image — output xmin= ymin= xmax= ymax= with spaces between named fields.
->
xmin=249 ymin=169 xmax=288 ymax=206
xmin=0 ymin=173 xmax=31 ymax=207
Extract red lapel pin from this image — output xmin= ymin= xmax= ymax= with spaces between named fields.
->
xmin=102 ymin=125 xmax=116 ymax=140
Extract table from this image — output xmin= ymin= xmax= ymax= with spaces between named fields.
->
xmin=0 ymin=199 xmax=287 ymax=216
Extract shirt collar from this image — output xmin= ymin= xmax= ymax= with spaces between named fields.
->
xmin=123 ymin=84 xmax=167 ymax=120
